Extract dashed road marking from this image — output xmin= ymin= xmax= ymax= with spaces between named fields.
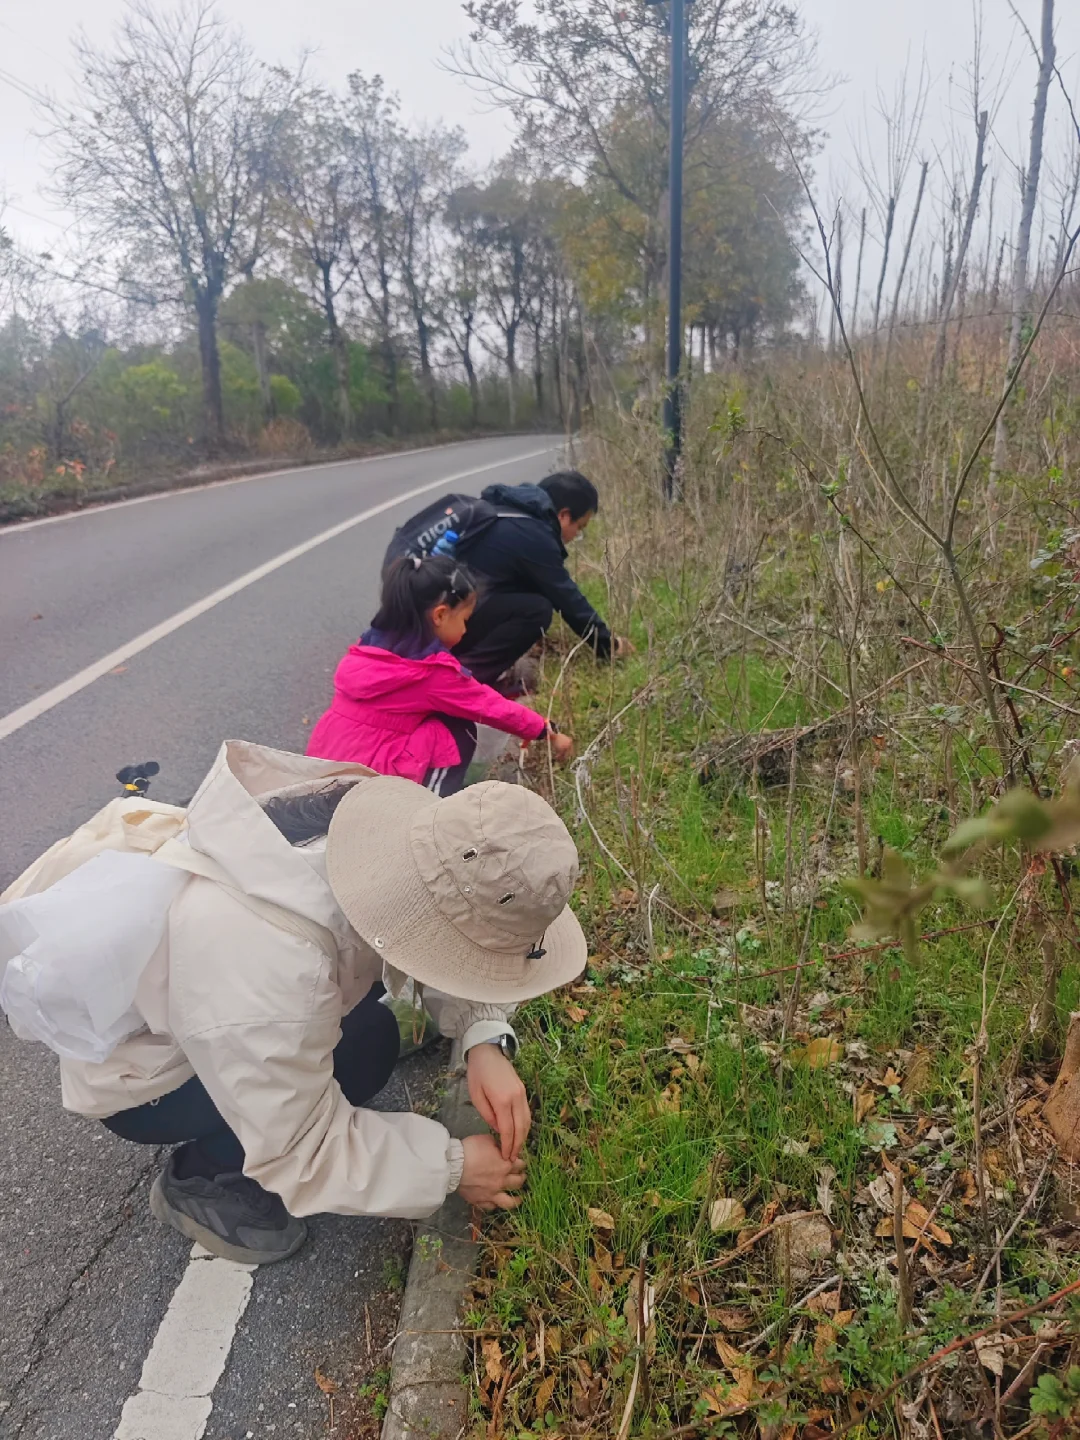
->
xmin=113 ymin=1245 xmax=254 ymax=1440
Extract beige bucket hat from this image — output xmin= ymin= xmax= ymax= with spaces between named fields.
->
xmin=325 ymin=776 xmax=588 ymax=1003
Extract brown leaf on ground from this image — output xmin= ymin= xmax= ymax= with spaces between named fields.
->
xmin=773 ymin=1214 xmax=833 ymax=1282
xmin=546 ymin=1326 xmax=562 ymax=1356
xmin=565 ymin=1005 xmax=588 ymax=1024
xmin=713 ymin=1306 xmax=755 ymax=1332
xmin=710 ymin=1197 xmax=747 ymax=1233
xmin=715 ymin=1337 xmax=751 ymax=1371
xmin=856 ymin=1088 xmax=878 ymax=1122
xmin=587 ymin=1207 xmax=615 ymax=1231
xmin=807 ymin=1290 xmax=840 ymax=1315
xmin=792 ymin=1037 xmax=845 ymax=1068
xmin=534 ymin=1374 xmax=556 ymax=1417
xmin=482 ymin=1338 xmax=504 ymax=1384
xmin=656 ymin=1082 xmax=682 ymax=1113
xmin=902 ymin=1046 xmax=933 ymax=1097
xmin=314 ymin=1367 xmax=338 ymax=1395
xmin=882 ymin=1066 xmax=903 ymax=1088
xmin=703 ymin=1367 xmax=756 ymax=1417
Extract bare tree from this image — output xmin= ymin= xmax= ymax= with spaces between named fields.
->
xmin=929 ymin=111 xmax=989 ymax=392
xmin=989 ymin=0 xmax=1056 ymax=488
xmin=855 ymin=57 xmax=929 ymax=342
xmin=392 ymin=124 xmax=467 ymax=431
xmin=49 ymin=1 xmax=294 ymax=451
xmin=347 ymin=75 xmax=402 ymax=434
xmin=277 ymin=87 xmax=361 ymax=437
xmin=442 ymin=187 xmax=485 ymax=426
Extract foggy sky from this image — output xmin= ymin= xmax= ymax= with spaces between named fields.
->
xmin=1 ymin=1 xmax=1078 ymax=254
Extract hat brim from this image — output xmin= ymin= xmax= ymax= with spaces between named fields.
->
xmin=325 ymin=775 xmax=588 ymax=1004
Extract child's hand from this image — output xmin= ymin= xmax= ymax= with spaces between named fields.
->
xmin=548 ymin=731 xmax=574 ymax=763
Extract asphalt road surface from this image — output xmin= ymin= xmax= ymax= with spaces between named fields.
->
xmin=0 ymin=434 xmax=564 ymax=1440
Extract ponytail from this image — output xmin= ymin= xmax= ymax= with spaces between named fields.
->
xmin=371 ymin=555 xmax=478 ymax=653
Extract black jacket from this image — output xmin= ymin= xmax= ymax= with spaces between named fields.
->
xmin=456 ymin=483 xmax=612 ymax=658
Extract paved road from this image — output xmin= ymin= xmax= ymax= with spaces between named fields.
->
xmin=0 ymin=435 xmax=563 ymax=1440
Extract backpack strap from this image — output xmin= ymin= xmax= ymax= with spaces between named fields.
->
xmin=152 ymin=839 xmax=339 ymax=962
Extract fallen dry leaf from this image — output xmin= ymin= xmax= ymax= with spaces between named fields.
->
xmin=793 ymin=1037 xmax=845 ymax=1069
xmin=816 ymin=1164 xmax=836 ymax=1219
xmin=975 ymin=1334 xmax=1005 ymax=1377
xmin=882 ymin=1066 xmax=903 ymax=1088
xmin=314 ymin=1367 xmax=338 ymax=1395
xmin=710 ymin=1197 xmax=747 ymax=1233
xmin=713 ymin=1305 xmax=754 ymax=1332
xmin=666 ymin=1036 xmax=697 ymax=1054
xmin=703 ymin=1367 xmax=755 ymax=1417
xmin=482 ymin=1338 xmax=504 ymax=1384
xmin=566 ymin=1005 xmax=588 ymax=1024
xmin=714 ymin=1336 xmax=753 ymax=1371
xmin=534 ymin=1373 xmax=556 ymax=1417
xmin=587 ymin=1206 xmax=615 ymax=1231
xmin=656 ymin=1082 xmax=681 ymax=1113
xmin=902 ymin=1046 xmax=933 ymax=1098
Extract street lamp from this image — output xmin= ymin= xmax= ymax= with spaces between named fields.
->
xmin=646 ymin=0 xmax=686 ymax=500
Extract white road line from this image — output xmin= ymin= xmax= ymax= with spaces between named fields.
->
xmin=0 ymin=435 xmax=529 ymax=535
xmin=113 ymin=1245 xmax=255 ymax=1440
xmin=0 ymin=446 xmax=554 ymax=743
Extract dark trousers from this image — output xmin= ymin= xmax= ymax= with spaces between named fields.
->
xmin=454 ymin=592 xmax=554 ymax=686
xmin=102 ymin=984 xmax=400 ymax=1178
xmin=422 ymin=713 xmax=477 ymax=797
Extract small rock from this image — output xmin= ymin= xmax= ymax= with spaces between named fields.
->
xmin=773 ymin=1214 xmax=833 ymax=1284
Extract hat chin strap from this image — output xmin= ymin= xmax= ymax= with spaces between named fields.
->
xmin=526 ymin=935 xmax=547 ymax=960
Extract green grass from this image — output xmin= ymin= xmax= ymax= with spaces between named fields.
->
xmin=462 ymin=544 xmax=1079 ymax=1436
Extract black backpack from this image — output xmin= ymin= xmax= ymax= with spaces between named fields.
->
xmin=383 ymin=492 xmax=500 ymax=568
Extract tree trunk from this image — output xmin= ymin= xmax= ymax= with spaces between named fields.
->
xmin=195 ymin=289 xmax=225 ymax=453
xmin=989 ymin=0 xmax=1055 ymax=491
xmin=850 ymin=207 xmax=867 ymax=338
xmin=505 ymin=322 xmax=518 ymax=426
xmin=883 ymin=161 xmax=930 ymax=394
xmin=533 ymin=319 xmax=545 ymax=417
xmin=461 ymin=323 xmax=480 ymax=427
xmin=1043 ymin=1011 xmax=1080 ymax=1159
xmin=930 ymin=115 xmax=988 ymax=393
xmin=321 ymin=270 xmax=351 ymax=438
xmin=251 ymin=321 xmax=273 ymax=423
xmin=871 ymin=194 xmax=897 ymax=342
xmin=416 ymin=312 xmax=438 ymax=431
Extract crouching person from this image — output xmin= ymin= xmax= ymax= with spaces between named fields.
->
xmin=1 ymin=742 xmax=586 ymax=1263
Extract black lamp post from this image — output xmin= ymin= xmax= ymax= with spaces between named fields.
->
xmin=646 ymin=0 xmax=686 ymax=499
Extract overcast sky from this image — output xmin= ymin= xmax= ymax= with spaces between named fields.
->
xmin=2 ymin=0 xmax=1078 ymax=254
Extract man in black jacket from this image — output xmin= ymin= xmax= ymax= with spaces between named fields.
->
xmin=452 ymin=470 xmax=629 ymax=687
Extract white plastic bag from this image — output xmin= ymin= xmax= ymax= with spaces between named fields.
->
xmin=0 ymin=850 xmax=186 ymax=1063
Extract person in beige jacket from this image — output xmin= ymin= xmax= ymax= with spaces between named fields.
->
xmin=35 ymin=741 xmax=587 ymax=1264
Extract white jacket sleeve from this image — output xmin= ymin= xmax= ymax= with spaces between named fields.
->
xmin=170 ymin=882 xmax=461 ymax=1219
xmin=399 ymin=973 xmax=518 ymax=1069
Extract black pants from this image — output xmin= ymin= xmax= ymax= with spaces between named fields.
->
xmin=102 ymin=984 xmax=400 ymax=1178
xmin=454 ymin=592 xmax=553 ymax=686
xmin=422 ymin=713 xmax=477 ymax=797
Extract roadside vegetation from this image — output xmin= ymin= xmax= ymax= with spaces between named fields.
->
xmin=462 ymin=270 xmax=1080 ymax=1435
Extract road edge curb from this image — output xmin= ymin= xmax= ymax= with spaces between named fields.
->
xmin=381 ymin=1075 xmax=487 ymax=1440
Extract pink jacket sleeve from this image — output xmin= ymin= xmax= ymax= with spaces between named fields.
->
xmin=423 ymin=662 xmax=548 ymax=741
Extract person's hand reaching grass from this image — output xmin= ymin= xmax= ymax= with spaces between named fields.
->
xmin=467 ymin=1041 xmax=531 ymax=1160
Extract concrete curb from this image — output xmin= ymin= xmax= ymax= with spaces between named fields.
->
xmin=381 ymin=1078 xmax=488 ymax=1440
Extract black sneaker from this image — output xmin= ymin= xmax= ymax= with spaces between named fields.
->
xmin=149 ymin=1151 xmax=308 ymax=1265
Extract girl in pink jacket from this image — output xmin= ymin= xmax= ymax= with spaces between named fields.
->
xmin=307 ymin=556 xmax=572 ymax=795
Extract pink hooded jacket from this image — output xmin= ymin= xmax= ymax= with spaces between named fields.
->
xmin=306 ymin=643 xmax=548 ymax=782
